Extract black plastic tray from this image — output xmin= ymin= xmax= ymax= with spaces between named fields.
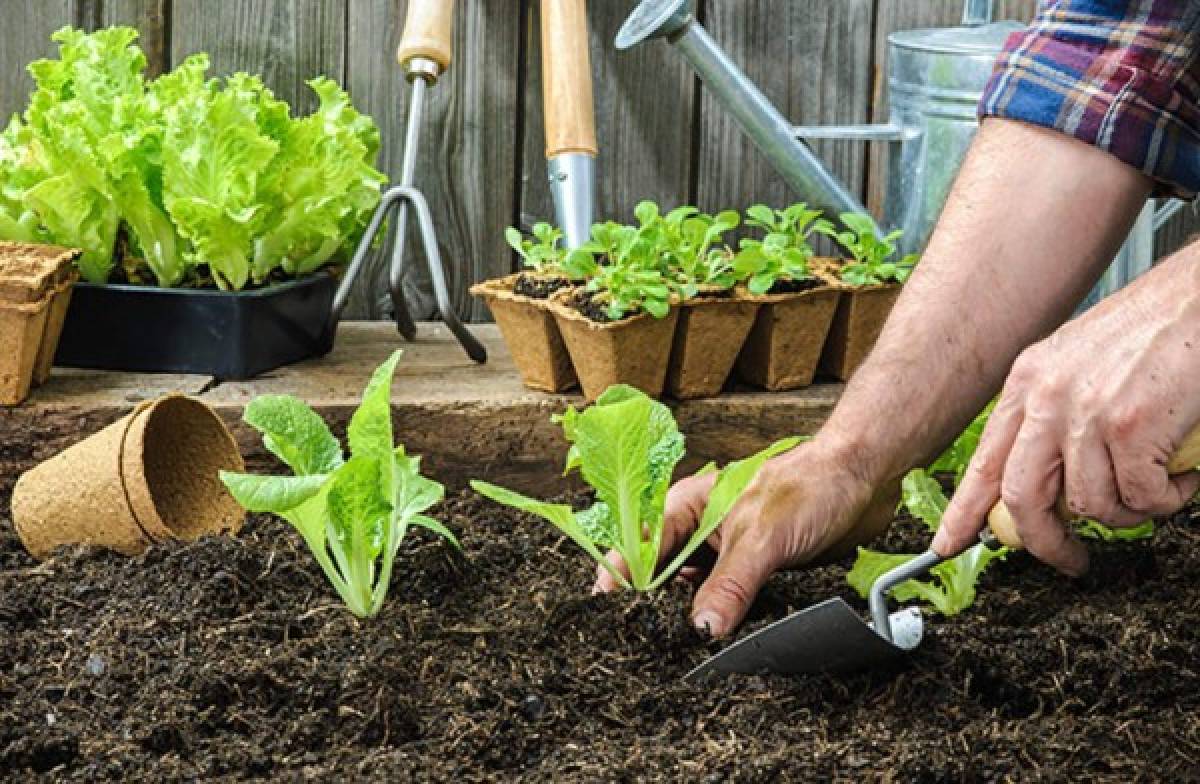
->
xmin=55 ymin=272 xmax=337 ymax=380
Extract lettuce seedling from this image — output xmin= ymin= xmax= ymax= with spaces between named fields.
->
xmin=572 ymin=205 xmax=674 ymax=320
xmin=733 ymin=233 xmax=817 ymax=295
xmin=659 ymin=206 xmax=741 ymax=298
xmin=743 ymin=203 xmax=832 ymax=250
xmin=848 ymin=469 xmax=1007 ymax=616
xmin=822 ymin=212 xmax=918 ymax=286
xmin=219 ymin=351 xmax=457 ymax=618
xmin=472 ymin=385 xmax=799 ymax=590
xmin=505 ymin=221 xmax=594 ymax=281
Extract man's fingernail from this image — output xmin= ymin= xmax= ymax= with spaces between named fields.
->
xmin=692 ymin=610 xmax=722 ymax=638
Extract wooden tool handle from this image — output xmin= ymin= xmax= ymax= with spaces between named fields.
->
xmin=397 ymin=0 xmax=455 ymax=72
xmin=540 ymin=0 xmax=598 ymax=158
xmin=988 ymin=421 xmax=1200 ymax=548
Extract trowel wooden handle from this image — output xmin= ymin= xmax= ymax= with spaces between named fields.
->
xmin=988 ymin=421 xmax=1200 ymax=548
xmin=540 ymin=0 xmax=598 ymax=157
xmin=397 ymin=0 xmax=455 ymax=72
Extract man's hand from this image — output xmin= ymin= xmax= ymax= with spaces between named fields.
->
xmin=592 ymin=439 xmax=898 ymax=637
xmin=933 ymin=250 xmax=1200 ymax=574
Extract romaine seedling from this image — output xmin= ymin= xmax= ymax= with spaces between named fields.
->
xmin=570 ymin=204 xmax=675 ymax=320
xmin=823 ymin=212 xmax=918 ymax=286
xmin=505 ymin=222 xmax=592 ymax=281
xmin=219 ymin=351 xmax=457 ymax=618
xmin=472 ymin=385 xmax=799 ymax=590
xmin=659 ymin=206 xmax=741 ymax=299
xmin=733 ymin=233 xmax=817 ymax=295
xmin=743 ymin=203 xmax=832 ymax=250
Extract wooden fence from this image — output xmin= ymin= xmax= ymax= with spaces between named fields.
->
xmin=2 ymin=0 xmax=1196 ymax=320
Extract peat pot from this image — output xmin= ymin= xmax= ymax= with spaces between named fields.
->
xmin=552 ymin=300 xmax=679 ymax=401
xmin=735 ymin=278 xmax=840 ymax=392
xmin=55 ymin=272 xmax=337 ymax=380
xmin=470 ymin=275 xmax=577 ymax=393
xmin=666 ymin=294 xmax=758 ymax=400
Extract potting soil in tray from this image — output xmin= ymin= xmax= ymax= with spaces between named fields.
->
xmin=2 ymin=484 xmax=1199 ymax=781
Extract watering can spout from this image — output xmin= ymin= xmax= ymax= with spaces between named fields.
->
xmin=616 ymin=0 xmax=881 ymax=234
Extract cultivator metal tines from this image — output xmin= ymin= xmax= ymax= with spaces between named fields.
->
xmin=326 ymin=0 xmax=487 ymax=364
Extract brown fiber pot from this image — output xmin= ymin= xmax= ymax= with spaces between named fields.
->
xmin=819 ymin=283 xmax=901 ymax=381
xmin=471 ymin=274 xmax=577 ymax=393
xmin=10 ymin=395 xmax=246 ymax=559
xmin=552 ymin=300 xmax=680 ymax=401
xmin=735 ymin=276 xmax=841 ymax=391
xmin=666 ymin=293 xmax=759 ymax=400
xmin=0 ymin=242 xmax=81 ymax=400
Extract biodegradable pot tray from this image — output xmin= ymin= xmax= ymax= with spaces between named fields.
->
xmin=552 ymin=301 xmax=679 ymax=401
xmin=10 ymin=394 xmax=245 ymax=559
xmin=666 ymin=294 xmax=759 ymax=400
xmin=55 ymin=272 xmax=337 ymax=380
xmin=820 ymin=283 xmax=901 ymax=381
xmin=0 ymin=242 xmax=80 ymax=404
xmin=736 ymin=280 xmax=841 ymax=391
xmin=471 ymin=274 xmax=577 ymax=393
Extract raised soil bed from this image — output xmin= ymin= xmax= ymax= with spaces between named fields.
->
xmin=2 ymin=480 xmax=1197 ymax=780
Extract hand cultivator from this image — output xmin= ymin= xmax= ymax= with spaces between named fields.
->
xmin=327 ymin=0 xmax=486 ymax=364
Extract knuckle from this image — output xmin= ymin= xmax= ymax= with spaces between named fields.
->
xmin=1103 ymin=403 xmax=1147 ymax=441
xmin=1008 ymin=349 xmax=1044 ymax=386
xmin=707 ymin=574 xmax=754 ymax=609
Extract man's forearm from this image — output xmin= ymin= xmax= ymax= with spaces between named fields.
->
xmin=819 ymin=118 xmax=1153 ymax=485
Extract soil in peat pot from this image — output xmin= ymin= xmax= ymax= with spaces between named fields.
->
xmin=2 ymin=479 xmax=1200 ymax=781
xmin=765 ymin=276 xmax=822 ymax=296
xmin=512 ymin=273 xmax=572 ymax=301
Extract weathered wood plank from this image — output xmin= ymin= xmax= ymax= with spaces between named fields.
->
xmin=0 ymin=1 xmax=77 ymax=120
xmin=517 ymin=1 xmax=697 ymax=231
xmin=343 ymin=0 xmax=522 ymax=322
xmin=866 ymin=0 xmax=1040 ymax=217
xmin=170 ymin=0 xmax=347 ymax=116
xmin=96 ymin=0 xmax=169 ymax=76
xmin=1 ymin=323 xmax=842 ymax=495
xmin=1155 ymin=201 xmax=1200 ymax=259
xmin=693 ymin=0 xmax=875 ymax=217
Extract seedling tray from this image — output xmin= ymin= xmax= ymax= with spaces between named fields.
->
xmin=55 ymin=272 xmax=337 ymax=380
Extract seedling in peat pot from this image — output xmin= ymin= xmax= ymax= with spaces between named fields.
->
xmin=219 ymin=351 xmax=458 ymax=618
xmin=823 ymin=213 xmax=918 ymax=286
xmin=505 ymin=222 xmax=592 ymax=281
xmin=472 ymin=385 xmax=799 ymax=590
xmin=658 ymin=205 xmax=742 ymax=299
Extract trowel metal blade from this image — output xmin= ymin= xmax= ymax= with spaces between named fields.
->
xmin=684 ymin=598 xmax=924 ymax=682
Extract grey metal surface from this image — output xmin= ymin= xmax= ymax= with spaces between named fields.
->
xmin=869 ymin=549 xmax=943 ymax=643
xmin=962 ymin=0 xmax=996 ymax=26
xmin=548 ymin=153 xmax=597 ymax=249
xmin=684 ymin=598 xmax=923 ymax=681
xmin=385 ymin=70 xmax=432 ymax=339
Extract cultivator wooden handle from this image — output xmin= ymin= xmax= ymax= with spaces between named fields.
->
xmin=397 ymin=0 xmax=455 ymax=73
xmin=988 ymin=421 xmax=1200 ymax=549
xmin=541 ymin=0 xmax=598 ymax=157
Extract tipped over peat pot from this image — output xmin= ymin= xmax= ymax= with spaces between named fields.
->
xmin=551 ymin=293 xmax=679 ymax=401
xmin=470 ymin=273 xmax=578 ymax=393
xmin=666 ymin=292 xmax=759 ymax=399
xmin=11 ymin=394 xmax=245 ymax=558
xmin=54 ymin=271 xmax=337 ymax=380
xmin=735 ymin=272 xmax=841 ymax=391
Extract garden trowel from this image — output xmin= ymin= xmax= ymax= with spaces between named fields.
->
xmin=687 ymin=420 xmax=1200 ymax=681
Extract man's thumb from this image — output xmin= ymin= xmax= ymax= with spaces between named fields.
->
xmin=690 ymin=539 xmax=776 ymax=638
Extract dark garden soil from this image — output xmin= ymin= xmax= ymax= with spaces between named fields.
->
xmin=767 ymin=276 xmax=823 ymax=296
xmin=513 ymin=273 xmax=572 ymax=301
xmin=3 ymin=483 xmax=1200 ymax=782
xmin=568 ymin=289 xmax=619 ymax=324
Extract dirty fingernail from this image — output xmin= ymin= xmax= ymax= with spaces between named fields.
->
xmin=692 ymin=610 xmax=722 ymax=638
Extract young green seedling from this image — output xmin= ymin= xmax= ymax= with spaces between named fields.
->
xmin=219 ymin=351 xmax=457 ymax=618
xmin=472 ymin=385 xmax=799 ymax=590
xmin=660 ymin=206 xmax=741 ymax=298
xmin=505 ymin=222 xmax=593 ymax=281
xmin=571 ymin=203 xmax=675 ymax=320
xmin=823 ymin=212 xmax=918 ymax=286
xmin=733 ymin=233 xmax=817 ymax=295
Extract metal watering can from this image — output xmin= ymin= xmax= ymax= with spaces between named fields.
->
xmin=615 ymin=0 xmax=1183 ymax=305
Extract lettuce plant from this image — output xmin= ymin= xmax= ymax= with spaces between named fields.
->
xmin=733 ymin=233 xmax=817 ymax=295
xmin=506 ymin=222 xmax=585 ymax=279
xmin=743 ymin=203 xmax=831 ymax=250
xmin=0 ymin=26 xmax=385 ymax=290
xmin=568 ymin=207 xmax=674 ymax=320
xmin=472 ymin=385 xmax=799 ymax=590
xmin=822 ymin=212 xmax=917 ymax=286
xmin=658 ymin=205 xmax=741 ymax=298
xmin=219 ymin=351 xmax=456 ymax=618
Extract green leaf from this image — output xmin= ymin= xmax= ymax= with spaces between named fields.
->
xmin=348 ymin=349 xmax=401 ymax=465
xmin=1077 ymin=518 xmax=1156 ymax=542
xmin=651 ymin=436 xmax=801 ymax=589
xmin=327 ymin=456 xmax=392 ymax=617
xmin=218 ymin=471 xmax=328 ymax=514
xmin=243 ymin=395 xmax=344 ymax=475
xmin=901 ymin=469 xmax=948 ymax=532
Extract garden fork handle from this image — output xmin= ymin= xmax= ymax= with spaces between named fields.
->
xmin=988 ymin=421 xmax=1200 ymax=549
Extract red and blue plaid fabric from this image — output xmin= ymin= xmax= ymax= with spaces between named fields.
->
xmin=980 ymin=0 xmax=1200 ymax=197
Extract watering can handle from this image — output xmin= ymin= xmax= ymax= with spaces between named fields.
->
xmin=988 ymin=420 xmax=1200 ymax=548
xmin=962 ymin=0 xmax=994 ymax=26
xmin=398 ymin=0 xmax=455 ymax=73
xmin=541 ymin=0 xmax=599 ymax=157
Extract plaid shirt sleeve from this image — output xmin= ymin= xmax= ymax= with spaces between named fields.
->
xmin=979 ymin=0 xmax=1200 ymax=198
